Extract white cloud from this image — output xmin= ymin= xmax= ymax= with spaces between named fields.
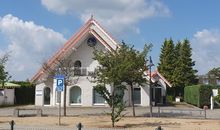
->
xmin=192 ymin=29 xmax=220 ymax=74
xmin=0 ymin=14 xmax=67 ymax=80
xmin=41 ymin=0 xmax=170 ymax=34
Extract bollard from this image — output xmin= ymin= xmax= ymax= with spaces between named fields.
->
xmin=76 ymin=122 xmax=83 ymax=130
xmin=158 ymin=107 xmax=160 ymax=117
xmin=155 ymin=125 xmax=163 ymax=130
xmin=9 ymin=120 xmax=15 ymax=130
xmin=203 ymin=105 xmax=208 ymax=119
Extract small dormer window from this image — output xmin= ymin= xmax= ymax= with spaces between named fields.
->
xmin=87 ymin=37 xmax=97 ymax=47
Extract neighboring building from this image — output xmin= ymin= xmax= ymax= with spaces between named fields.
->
xmin=150 ymin=70 xmax=172 ymax=105
xmin=198 ymin=75 xmax=220 ymax=85
xmin=31 ymin=17 xmax=171 ymax=107
xmin=0 ymin=82 xmax=20 ymax=105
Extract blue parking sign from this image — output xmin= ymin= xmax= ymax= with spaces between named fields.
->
xmin=55 ymin=75 xmax=64 ymax=92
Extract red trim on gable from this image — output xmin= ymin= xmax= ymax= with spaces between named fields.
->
xmin=31 ymin=27 xmax=90 ymax=82
xmin=152 ymin=70 xmax=172 ymax=87
xmin=90 ymin=30 xmax=114 ymax=52
xmin=145 ymin=69 xmax=172 ymax=87
xmin=47 ymin=20 xmax=91 ymax=66
xmin=31 ymin=18 xmax=119 ymax=82
xmin=92 ymin=19 xmax=119 ymax=46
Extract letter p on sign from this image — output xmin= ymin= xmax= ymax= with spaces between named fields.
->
xmin=56 ymin=78 xmax=64 ymax=92
xmin=57 ymin=79 xmax=63 ymax=86
xmin=55 ymin=75 xmax=64 ymax=92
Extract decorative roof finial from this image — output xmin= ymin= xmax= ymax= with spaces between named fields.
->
xmin=91 ymin=14 xmax=94 ymax=20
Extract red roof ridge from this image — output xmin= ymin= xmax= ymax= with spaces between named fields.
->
xmin=91 ymin=19 xmax=119 ymax=46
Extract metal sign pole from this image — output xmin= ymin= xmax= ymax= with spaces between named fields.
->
xmin=55 ymin=75 xmax=64 ymax=126
xmin=58 ymin=91 xmax=61 ymax=126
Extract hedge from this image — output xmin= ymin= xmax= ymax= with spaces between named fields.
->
xmin=184 ymin=84 xmax=213 ymax=108
xmin=12 ymin=81 xmax=35 ymax=105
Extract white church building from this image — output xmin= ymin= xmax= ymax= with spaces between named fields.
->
xmin=31 ymin=17 xmax=171 ymax=107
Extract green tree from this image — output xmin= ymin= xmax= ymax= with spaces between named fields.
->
xmin=93 ymin=42 xmax=152 ymax=126
xmin=93 ymin=46 xmax=127 ymax=127
xmin=158 ymin=39 xmax=197 ymax=97
xmin=171 ymin=41 xmax=184 ymax=96
xmin=119 ymin=43 xmax=152 ymax=117
xmin=179 ymin=39 xmax=197 ymax=87
xmin=0 ymin=53 xmax=11 ymax=87
xmin=158 ymin=38 xmax=175 ymax=81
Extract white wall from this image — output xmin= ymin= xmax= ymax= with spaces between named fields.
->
xmin=70 ymin=37 xmax=105 ymax=69
xmin=34 ymin=43 xmax=105 ymax=107
xmin=141 ymin=85 xmax=150 ymax=106
xmin=35 ymin=80 xmax=53 ymax=106
xmin=35 ymin=83 xmax=45 ymax=106
xmin=34 ymin=30 xmax=155 ymax=107
xmin=0 ymin=89 xmax=15 ymax=105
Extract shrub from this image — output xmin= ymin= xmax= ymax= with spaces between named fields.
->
xmin=184 ymin=85 xmax=213 ymax=107
xmin=214 ymin=95 xmax=220 ymax=102
xmin=214 ymin=89 xmax=220 ymax=103
xmin=166 ymin=95 xmax=174 ymax=103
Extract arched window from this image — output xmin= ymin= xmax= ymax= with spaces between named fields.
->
xmin=44 ymin=87 xmax=51 ymax=105
xmin=74 ymin=60 xmax=81 ymax=75
xmin=70 ymin=86 xmax=81 ymax=104
xmin=74 ymin=60 xmax=81 ymax=67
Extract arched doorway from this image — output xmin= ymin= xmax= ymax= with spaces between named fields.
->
xmin=44 ymin=87 xmax=51 ymax=105
xmin=69 ymin=86 xmax=82 ymax=104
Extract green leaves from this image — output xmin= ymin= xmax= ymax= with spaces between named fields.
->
xmin=158 ymin=38 xmax=175 ymax=81
xmin=93 ymin=42 xmax=152 ymax=126
xmin=158 ymin=38 xmax=197 ymax=97
xmin=184 ymin=85 xmax=213 ymax=107
xmin=0 ymin=53 xmax=11 ymax=87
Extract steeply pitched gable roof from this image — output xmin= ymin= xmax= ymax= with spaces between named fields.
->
xmin=31 ymin=17 xmax=119 ymax=83
xmin=145 ymin=69 xmax=172 ymax=87
xmin=151 ymin=70 xmax=172 ymax=87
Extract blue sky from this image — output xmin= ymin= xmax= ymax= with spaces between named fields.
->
xmin=0 ymin=0 xmax=220 ymax=80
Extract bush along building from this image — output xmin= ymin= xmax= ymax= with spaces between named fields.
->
xmin=31 ymin=17 xmax=171 ymax=107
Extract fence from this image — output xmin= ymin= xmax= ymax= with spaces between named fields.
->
xmin=156 ymin=107 xmax=207 ymax=119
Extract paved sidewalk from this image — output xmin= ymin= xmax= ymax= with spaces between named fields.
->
xmin=0 ymin=105 xmax=219 ymax=119
xmin=0 ymin=105 xmax=220 ymax=130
